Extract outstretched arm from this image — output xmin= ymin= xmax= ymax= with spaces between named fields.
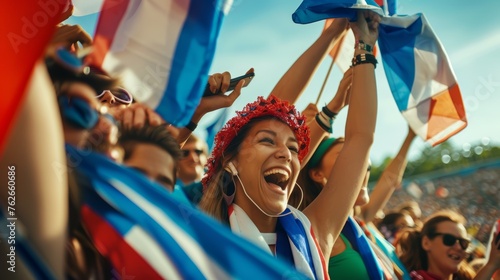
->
xmin=359 ymin=128 xmax=416 ymax=223
xmin=176 ymin=69 xmax=251 ymax=146
xmin=300 ymin=68 xmax=352 ymax=168
xmin=270 ymin=19 xmax=348 ymax=103
xmin=474 ymin=232 xmax=500 ymax=280
xmin=304 ymin=11 xmax=380 ymax=259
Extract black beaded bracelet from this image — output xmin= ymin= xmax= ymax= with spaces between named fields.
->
xmin=351 ymin=53 xmax=377 ymax=68
xmin=185 ymin=121 xmax=198 ymax=131
xmin=315 ymin=113 xmax=332 ymax=133
xmin=322 ymin=106 xmax=338 ymax=119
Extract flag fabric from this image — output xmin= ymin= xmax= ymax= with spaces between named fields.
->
xmin=378 ymin=14 xmax=467 ymax=146
xmin=229 ymin=204 xmax=329 ymax=280
xmin=293 ymin=1 xmax=466 ymax=146
xmin=90 ymin=0 xmax=231 ymax=127
xmin=323 ymin=19 xmax=353 ymax=73
xmin=205 ymin=108 xmax=230 ymax=152
xmin=0 ymin=0 xmax=67 ymax=155
xmin=292 ymin=0 xmax=384 ymax=24
xmin=65 ymin=145 xmax=307 ymax=279
xmin=342 ymin=217 xmax=384 ymax=280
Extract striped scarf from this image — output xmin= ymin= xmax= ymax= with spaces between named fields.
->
xmin=342 ymin=216 xmax=385 ymax=280
xmin=229 ymin=204 xmax=328 ymax=280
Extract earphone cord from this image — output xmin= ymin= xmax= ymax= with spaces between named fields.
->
xmin=233 ymin=173 xmax=303 ymax=218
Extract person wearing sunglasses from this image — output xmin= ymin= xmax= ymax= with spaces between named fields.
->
xmin=398 ymin=210 xmax=477 ymax=279
xmin=176 ymin=134 xmax=209 ymax=204
xmin=47 ymin=54 xmax=119 ymax=150
xmin=96 ymin=87 xmax=134 ymax=108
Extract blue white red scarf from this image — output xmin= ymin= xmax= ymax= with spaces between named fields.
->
xmin=229 ymin=204 xmax=328 ymax=280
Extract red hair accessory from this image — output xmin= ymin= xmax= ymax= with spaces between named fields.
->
xmin=202 ymin=95 xmax=310 ymax=189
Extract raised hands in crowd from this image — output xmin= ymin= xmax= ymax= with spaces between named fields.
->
xmin=3 ymin=4 xmax=500 ymax=280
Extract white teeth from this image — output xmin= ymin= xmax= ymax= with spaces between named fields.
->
xmin=449 ymin=254 xmax=460 ymax=261
xmin=263 ymin=169 xmax=289 ymax=182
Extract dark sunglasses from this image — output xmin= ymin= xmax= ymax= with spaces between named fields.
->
xmin=431 ymin=233 xmax=470 ymax=250
xmin=58 ymin=96 xmax=115 ymax=129
xmin=96 ymin=87 xmax=133 ymax=105
xmin=181 ymin=149 xmax=205 ymax=158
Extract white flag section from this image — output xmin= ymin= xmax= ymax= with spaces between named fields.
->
xmin=334 ymin=29 xmax=356 ymax=73
xmin=91 ymin=0 xmax=232 ymax=126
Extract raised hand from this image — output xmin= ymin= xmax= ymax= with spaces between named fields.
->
xmin=349 ymin=10 xmax=380 ymax=47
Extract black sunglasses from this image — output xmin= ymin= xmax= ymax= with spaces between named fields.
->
xmin=431 ymin=233 xmax=470 ymax=250
xmin=181 ymin=149 xmax=204 ymax=158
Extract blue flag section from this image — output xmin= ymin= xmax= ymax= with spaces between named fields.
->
xmin=292 ymin=0 xmax=466 ymax=146
xmin=205 ymin=108 xmax=229 ymax=152
xmin=65 ymin=145 xmax=308 ymax=279
xmin=292 ymin=0 xmax=384 ymax=23
xmin=91 ymin=0 xmax=232 ymax=127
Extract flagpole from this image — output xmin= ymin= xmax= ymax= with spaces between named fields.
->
xmin=315 ymin=25 xmax=347 ymax=105
xmin=315 ymin=58 xmax=335 ymax=106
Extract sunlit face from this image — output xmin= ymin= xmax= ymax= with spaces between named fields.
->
xmin=422 ymin=221 xmax=469 ymax=278
xmin=232 ymin=119 xmax=301 ymax=216
xmin=124 ymin=143 xmax=176 ymax=192
xmin=177 ymin=140 xmax=208 ymax=185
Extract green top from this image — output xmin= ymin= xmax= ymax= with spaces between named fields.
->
xmin=328 ymin=233 xmax=370 ymax=280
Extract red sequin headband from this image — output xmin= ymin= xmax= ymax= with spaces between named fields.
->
xmin=202 ymin=95 xmax=310 ymax=189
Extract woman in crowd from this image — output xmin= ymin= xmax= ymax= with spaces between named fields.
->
xmin=288 ymin=127 xmax=416 ymax=279
xmin=199 ymin=10 xmax=380 ymax=278
xmin=399 ymin=210 xmax=500 ymax=280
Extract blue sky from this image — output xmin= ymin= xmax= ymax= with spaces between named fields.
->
xmin=69 ymin=0 xmax=500 ymax=164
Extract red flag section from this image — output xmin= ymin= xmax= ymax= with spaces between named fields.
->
xmin=0 ymin=0 xmax=67 ymax=155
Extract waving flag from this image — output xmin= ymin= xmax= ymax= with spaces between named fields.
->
xmin=0 ymin=0 xmax=67 ymax=155
xmin=89 ymin=0 xmax=231 ymax=126
xmin=66 ymin=145 xmax=307 ymax=279
xmin=293 ymin=1 xmax=465 ymax=145
xmin=378 ymin=14 xmax=467 ymax=146
xmin=205 ymin=108 xmax=229 ymax=152
xmin=292 ymin=0 xmax=384 ymax=24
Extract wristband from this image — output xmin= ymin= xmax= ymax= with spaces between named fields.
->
xmin=352 ymin=53 xmax=377 ymax=68
xmin=185 ymin=121 xmax=198 ymax=131
xmin=355 ymin=40 xmax=373 ymax=53
xmin=322 ymin=106 xmax=338 ymax=119
xmin=315 ymin=113 xmax=332 ymax=133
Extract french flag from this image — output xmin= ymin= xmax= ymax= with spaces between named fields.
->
xmin=89 ymin=0 xmax=231 ymax=126
xmin=378 ymin=14 xmax=467 ymax=146
xmin=292 ymin=0 xmax=466 ymax=146
xmin=66 ymin=145 xmax=308 ymax=279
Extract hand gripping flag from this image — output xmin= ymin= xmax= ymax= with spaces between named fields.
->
xmin=89 ymin=0 xmax=231 ymax=127
xmin=66 ymin=145 xmax=308 ymax=279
